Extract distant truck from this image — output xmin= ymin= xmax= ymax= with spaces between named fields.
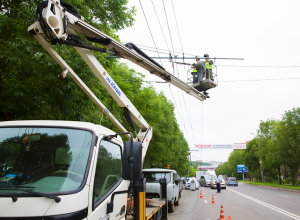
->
xmin=142 ymin=168 xmax=182 ymax=212
xmin=196 ymin=170 xmax=216 ymax=182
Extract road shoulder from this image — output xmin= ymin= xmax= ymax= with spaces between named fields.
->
xmin=243 ymin=182 xmax=300 ymax=193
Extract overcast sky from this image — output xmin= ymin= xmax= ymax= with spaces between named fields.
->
xmin=117 ymin=0 xmax=300 ymax=162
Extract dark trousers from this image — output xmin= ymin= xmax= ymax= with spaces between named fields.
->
xmin=193 ymin=76 xmax=198 ymax=83
xmin=192 ymin=72 xmax=198 ymax=83
xmin=217 ymin=183 xmax=221 ymax=193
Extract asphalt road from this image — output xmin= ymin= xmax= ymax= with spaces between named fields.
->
xmin=168 ymin=182 xmax=300 ymax=220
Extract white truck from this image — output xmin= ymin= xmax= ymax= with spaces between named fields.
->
xmin=196 ymin=171 xmax=216 ymax=182
xmin=0 ymin=1 xmax=206 ymax=219
xmin=142 ymin=169 xmax=182 ymax=213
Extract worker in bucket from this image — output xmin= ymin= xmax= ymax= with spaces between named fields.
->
xmin=191 ymin=56 xmax=205 ymax=83
xmin=204 ymin=54 xmax=214 ymax=81
xmin=191 ymin=56 xmax=200 ymax=83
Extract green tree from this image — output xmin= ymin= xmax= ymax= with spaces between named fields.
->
xmin=215 ymin=162 xmax=231 ymax=176
xmin=227 ymin=150 xmax=245 ymax=179
xmin=243 ymin=139 xmax=261 ymax=180
xmin=257 ymin=119 xmax=282 ymax=183
xmin=0 ymin=0 xmax=191 ymax=177
xmin=274 ymin=108 xmax=300 ymax=186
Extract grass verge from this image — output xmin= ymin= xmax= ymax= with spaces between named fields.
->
xmin=242 ymin=181 xmax=300 ymax=190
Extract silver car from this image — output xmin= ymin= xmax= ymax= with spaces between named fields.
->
xmin=200 ymin=175 xmax=211 ymax=187
xmin=210 ymin=175 xmax=226 ymax=189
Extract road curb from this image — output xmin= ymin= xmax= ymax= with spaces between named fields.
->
xmin=243 ymin=182 xmax=300 ymax=193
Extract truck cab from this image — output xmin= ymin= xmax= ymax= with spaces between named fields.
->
xmin=142 ymin=168 xmax=181 ymax=213
xmin=0 ymin=120 xmax=129 ymax=219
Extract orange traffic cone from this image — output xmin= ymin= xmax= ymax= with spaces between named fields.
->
xmin=228 ymin=216 xmax=231 ymax=220
xmin=217 ymin=205 xmax=227 ymax=220
xmin=200 ymin=191 xmax=203 ymax=199
xmin=211 ymin=195 xmax=216 ymax=204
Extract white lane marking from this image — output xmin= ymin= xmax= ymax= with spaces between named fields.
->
xmin=227 ymin=188 xmax=300 ymax=220
xmin=280 ymin=195 xmax=288 ymax=198
xmin=204 ymin=200 xmax=207 ymax=203
xmin=259 ymin=190 xmax=264 ymax=192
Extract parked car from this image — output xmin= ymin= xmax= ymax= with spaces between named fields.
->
xmin=227 ymin=177 xmax=238 ymax=186
xmin=200 ymin=175 xmax=212 ymax=187
xmin=185 ymin=177 xmax=199 ymax=190
xmin=210 ymin=175 xmax=226 ymax=189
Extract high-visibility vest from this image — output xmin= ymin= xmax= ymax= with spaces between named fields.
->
xmin=192 ymin=62 xmax=197 ymax=72
xmin=205 ymin=61 xmax=213 ymax=70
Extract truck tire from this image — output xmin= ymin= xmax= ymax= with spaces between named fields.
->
xmin=175 ymin=197 xmax=179 ymax=206
xmin=168 ymin=202 xmax=175 ymax=212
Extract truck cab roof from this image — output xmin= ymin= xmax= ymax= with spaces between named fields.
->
xmin=142 ymin=168 xmax=177 ymax=173
xmin=0 ymin=120 xmax=123 ymax=144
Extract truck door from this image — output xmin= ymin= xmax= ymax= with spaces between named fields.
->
xmin=88 ymin=139 xmax=127 ymax=220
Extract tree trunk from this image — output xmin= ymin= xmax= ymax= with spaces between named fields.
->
xmin=291 ymin=168 xmax=296 ymax=186
xmin=284 ymin=165 xmax=288 ymax=180
xmin=277 ymin=166 xmax=282 ymax=184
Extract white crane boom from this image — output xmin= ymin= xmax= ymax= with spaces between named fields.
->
xmin=30 ymin=0 xmax=207 ymax=101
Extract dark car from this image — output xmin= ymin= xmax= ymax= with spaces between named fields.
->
xmin=227 ymin=177 xmax=238 ymax=186
xmin=200 ymin=175 xmax=211 ymax=187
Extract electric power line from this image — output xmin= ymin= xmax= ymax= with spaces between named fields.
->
xmin=168 ymin=83 xmax=188 ymax=136
xmin=162 ymin=0 xmax=177 ymax=74
xmin=138 ymin=0 xmax=163 ymax=66
xmin=150 ymin=0 xmax=170 ymax=53
xmin=217 ymin=65 xmax=300 ymax=68
xmin=120 ymin=78 xmax=300 ymax=83
xmin=220 ymin=78 xmax=300 ymax=82
xmin=169 ymin=0 xmax=196 ymax=148
xmin=150 ymin=0 xmax=194 ymax=148
xmin=121 ymin=42 xmax=196 ymax=57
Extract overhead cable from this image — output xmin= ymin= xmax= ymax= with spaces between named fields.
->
xmin=162 ymin=0 xmax=177 ymax=72
xmin=121 ymin=42 xmax=196 ymax=56
xmin=220 ymin=78 xmax=300 ymax=82
xmin=217 ymin=65 xmax=300 ymax=68
xmin=150 ymin=0 xmax=170 ymax=52
xmin=168 ymin=84 xmax=188 ymax=135
xmin=170 ymin=0 xmax=195 ymax=147
xmin=120 ymin=78 xmax=300 ymax=83
xmin=138 ymin=0 xmax=163 ymax=66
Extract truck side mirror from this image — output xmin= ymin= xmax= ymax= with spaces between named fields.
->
xmin=122 ymin=141 xmax=143 ymax=181
xmin=174 ymin=179 xmax=179 ymax=185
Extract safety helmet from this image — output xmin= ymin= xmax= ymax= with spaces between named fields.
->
xmin=195 ymin=55 xmax=200 ymax=60
xmin=204 ymin=54 xmax=209 ymax=58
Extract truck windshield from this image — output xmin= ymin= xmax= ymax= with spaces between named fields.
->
xmin=0 ymin=127 xmax=93 ymax=194
xmin=142 ymin=172 xmax=171 ymax=183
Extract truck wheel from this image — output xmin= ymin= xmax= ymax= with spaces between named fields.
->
xmin=168 ymin=202 xmax=175 ymax=212
xmin=175 ymin=197 xmax=179 ymax=206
